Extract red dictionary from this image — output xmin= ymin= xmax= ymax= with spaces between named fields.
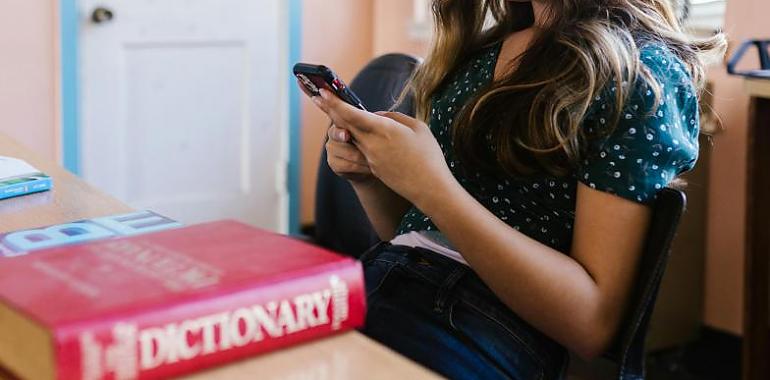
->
xmin=0 ymin=221 xmax=366 ymax=380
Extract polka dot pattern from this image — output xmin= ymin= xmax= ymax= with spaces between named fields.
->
xmin=579 ymin=46 xmax=700 ymax=205
xmin=396 ymin=42 xmax=700 ymax=253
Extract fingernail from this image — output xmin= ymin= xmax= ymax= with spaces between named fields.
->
xmin=312 ymin=96 xmax=322 ymax=106
xmin=319 ymin=88 xmax=330 ymax=99
xmin=337 ymin=130 xmax=347 ymax=141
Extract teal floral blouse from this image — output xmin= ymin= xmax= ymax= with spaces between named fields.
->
xmin=396 ymin=41 xmax=700 ymax=253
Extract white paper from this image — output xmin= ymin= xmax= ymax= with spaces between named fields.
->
xmin=0 ymin=156 xmax=41 ymax=180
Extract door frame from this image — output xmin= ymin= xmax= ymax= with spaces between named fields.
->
xmin=60 ymin=0 xmax=80 ymax=176
xmin=59 ymin=0 xmax=303 ymax=234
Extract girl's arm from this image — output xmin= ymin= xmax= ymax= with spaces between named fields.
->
xmin=415 ymin=179 xmax=650 ymax=360
xmin=323 ymin=123 xmax=411 ymax=241
xmin=350 ymin=179 xmax=412 ymax=241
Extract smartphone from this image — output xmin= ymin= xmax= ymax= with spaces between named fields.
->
xmin=293 ymin=63 xmax=367 ymax=111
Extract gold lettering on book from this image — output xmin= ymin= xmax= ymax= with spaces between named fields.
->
xmin=77 ymin=276 xmax=351 ymax=378
xmin=80 ymin=323 xmax=138 ymax=380
xmin=330 ymin=275 xmax=349 ymax=330
xmin=90 ymin=240 xmax=222 ymax=291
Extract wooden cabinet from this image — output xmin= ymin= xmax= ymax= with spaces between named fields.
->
xmin=742 ymin=78 xmax=770 ymax=380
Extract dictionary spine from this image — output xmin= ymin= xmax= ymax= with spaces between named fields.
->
xmin=52 ymin=261 xmax=366 ymax=380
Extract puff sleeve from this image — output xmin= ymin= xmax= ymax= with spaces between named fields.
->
xmin=578 ymin=45 xmax=700 ymax=204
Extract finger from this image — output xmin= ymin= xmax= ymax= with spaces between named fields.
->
xmin=312 ymin=95 xmax=330 ymax=114
xmin=327 ymin=155 xmax=371 ymax=175
xmin=327 ymin=140 xmax=367 ymax=165
xmin=319 ymin=88 xmax=379 ymax=135
xmin=296 ymin=78 xmax=317 ymax=99
xmin=327 ymin=125 xmax=351 ymax=143
xmin=297 ymin=79 xmax=333 ymax=116
xmin=377 ymin=111 xmax=423 ymax=131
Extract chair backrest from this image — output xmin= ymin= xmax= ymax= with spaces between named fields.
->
xmin=314 ymin=54 xmax=419 ymax=257
xmin=605 ymin=187 xmax=688 ymax=380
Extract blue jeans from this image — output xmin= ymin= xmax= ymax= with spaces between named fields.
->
xmin=360 ymin=243 xmax=568 ymax=380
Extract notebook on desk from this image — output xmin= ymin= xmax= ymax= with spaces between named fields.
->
xmin=0 ymin=156 xmax=51 ymax=201
xmin=0 ymin=210 xmax=182 ymax=258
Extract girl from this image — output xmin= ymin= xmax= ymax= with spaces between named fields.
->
xmin=308 ymin=0 xmax=725 ymax=378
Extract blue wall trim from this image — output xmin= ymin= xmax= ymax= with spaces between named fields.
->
xmin=60 ymin=0 xmax=80 ymax=175
xmin=288 ymin=0 xmax=302 ymax=234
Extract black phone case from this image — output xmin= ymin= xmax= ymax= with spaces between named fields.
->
xmin=293 ymin=63 xmax=366 ymax=110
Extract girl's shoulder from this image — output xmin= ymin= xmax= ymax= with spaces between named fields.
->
xmin=587 ymin=41 xmax=698 ymax=122
xmin=636 ymin=42 xmax=697 ymax=105
xmin=578 ymin=42 xmax=701 ymax=204
xmin=638 ymin=42 xmax=691 ymax=77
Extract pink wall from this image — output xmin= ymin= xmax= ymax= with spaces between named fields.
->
xmin=0 ymin=0 xmax=59 ymax=161
xmin=300 ymin=0 xmax=375 ymax=225
xmin=703 ymin=0 xmax=770 ymax=334
xmin=372 ymin=0 xmax=429 ymax=58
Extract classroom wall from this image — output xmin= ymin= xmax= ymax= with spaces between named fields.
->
xmin=0 ymin=0 xmax=59 ymax=161
xmin=0 ymin=0 xmax=370 ymax=230
xmin=703 ymin=0 xmax=770 ymax=335
xmin=0 ymin=0 xmax=425 ymax=228
xmin=372 ymin=0 xmax=429 ymax=58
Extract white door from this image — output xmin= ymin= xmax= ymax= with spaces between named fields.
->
xmin=79 ymin=0 xmax=290 ymax=232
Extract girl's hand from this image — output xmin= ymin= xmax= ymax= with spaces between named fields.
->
xmin=312 ymin=88 xmax=456 ymax=208
xmin=324 ymin=124 xmax=375 ymax=184
xmin=297 ymin=78 xmax=375 ymax=184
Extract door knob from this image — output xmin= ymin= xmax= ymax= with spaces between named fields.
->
xmin=91 ymin=7 xmax=114 ymax=24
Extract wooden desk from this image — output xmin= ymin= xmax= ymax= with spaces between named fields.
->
xmin=0 ymin=134 xmax=440 ymax=380
xmin=742 ymin=78 xmax=770 ymax=380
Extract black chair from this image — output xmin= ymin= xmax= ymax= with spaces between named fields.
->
xmin=313 ymin=53 xmax=419 ymax=258
xmin=727 ymin=39 xmax=770 ymax=79
xmin=604 ymin=187 xmax=687 ymax=379
xmin=310 ymin=53 xmax=687 ymax=380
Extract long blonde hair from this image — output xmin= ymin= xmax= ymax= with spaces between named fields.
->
xmin=407 ymin=0 xmax=726 ymax=177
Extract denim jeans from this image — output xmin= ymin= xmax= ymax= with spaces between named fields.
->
xmin=360 ymin=242 xmax=568 ymax=380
